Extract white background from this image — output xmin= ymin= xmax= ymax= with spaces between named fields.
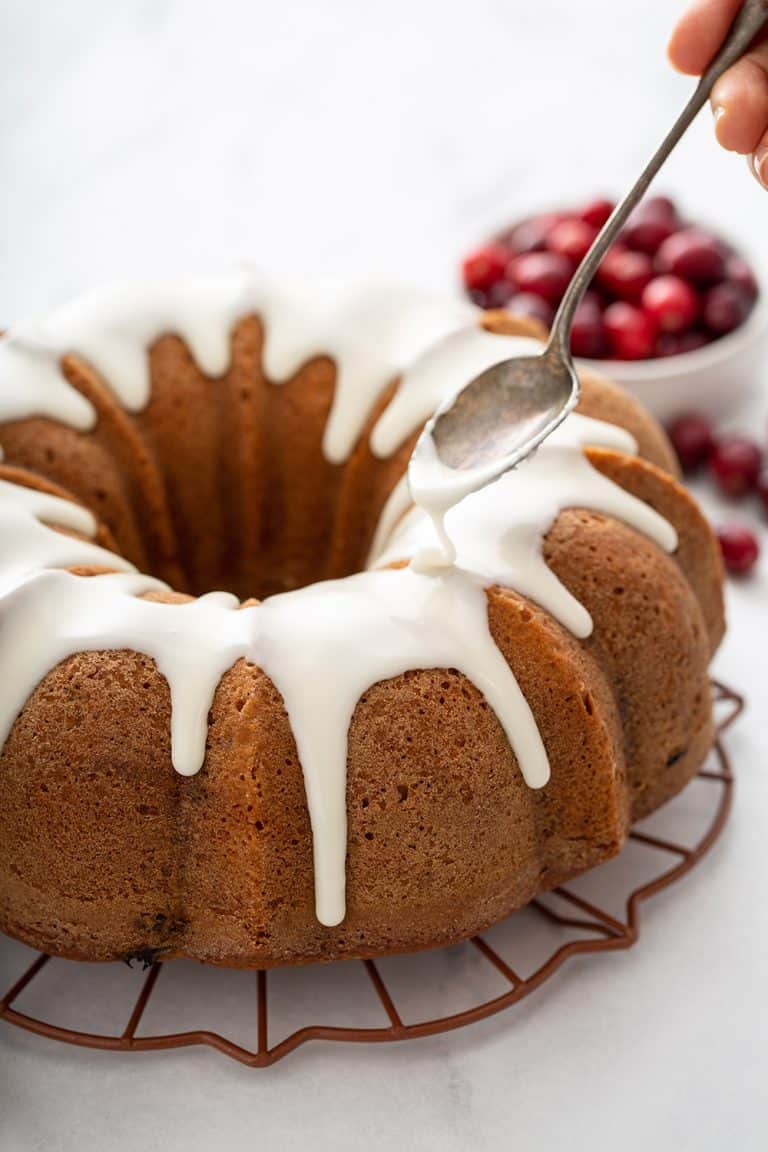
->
xmin=1 ymin=1 xmax=766 ymax=1149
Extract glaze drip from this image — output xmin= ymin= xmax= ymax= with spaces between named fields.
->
xmin=0 ymin=272 xmax=474 ymax=464
xmin=0 ymin=503 xmax=547 ymax=927
xmin=0 ymin=278 xmax=678 ymax=927
xmin=391 ymin=413 xmax=678 ymax=631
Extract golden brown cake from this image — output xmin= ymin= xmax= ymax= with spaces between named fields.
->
xmin=0 ymin=274 xmax=724 ymax=967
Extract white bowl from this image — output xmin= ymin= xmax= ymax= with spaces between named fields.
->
xmin=577 ymin=287 xmax=768 ymax=424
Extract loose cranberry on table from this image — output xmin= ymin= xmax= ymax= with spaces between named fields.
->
xmin=667 ymin=413 xmax=714 ymax=473
xmin=717 ymin=524 xmax=760 ymax=576
xmin=710 ymin=436 xmax=763 ymax=497
xmin=666 ymin=415 xmax=764 ymax=579
xmin=603 ymin=301 xmax=657 ymax=360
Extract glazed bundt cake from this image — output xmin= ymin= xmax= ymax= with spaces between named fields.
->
xmin=0 ymin=272 xmax=724 ymax=966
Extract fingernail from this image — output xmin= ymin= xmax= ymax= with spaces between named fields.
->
xmin=750 ymin=147 xmax=768 ymax=190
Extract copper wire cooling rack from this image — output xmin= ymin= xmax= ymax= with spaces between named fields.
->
xmin=0 ymin=680 xmax=743 ymax=1067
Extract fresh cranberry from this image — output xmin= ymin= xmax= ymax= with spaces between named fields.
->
xmin=597 ymin=247 xmax=654 ymax=302
xmin=485 ymin=279 xmax=517 ymax=308
xmin=499 ymin=213 xmax=560 ymax=255
xmin=603 ymin=301 xmax=658 ymax=359
xmin=469 ymin=280 xmax=516 ymax=310
xmin=702 ymin=281 xmax=753 ymax=335
xmin=580 ymin=288 xmax=604 ymax=309
xmin=667 ymin=413 xmax=714 ymax=472
xmin=717 ymin=523 xmax=760 ymax=576
xmin=655 ymin=228 xmax=727 ymax=284
xmin=579 ymin=198 xmax=614 ymax=229
xmin=654 ymin=330 xmax=709 ymax=357
xmin=672 ymin=329 xmax=709 ymax=354
xmin=505 ymin=291 xmax=554 ymax=329
xmin=641 ymin=275 xmax=699 ymax=333
xmin=465 ymin=199 xmax=754 ymax=365
xmin=511 ymin=252 xmax=573 ymax=305
xmin=622 ymin=214 xmax=675 ymax=255
xmin=547 ymin=218 xmax=598 ymax=264
xmin=710 ymin=435 xmax=763 ymax=497
xmin=725 ymin=255 xmax=759 ymax=301
xmin=462 ymin=244 xmax=509 ymax=292
xmin=758 ymin=470 xmax=768 ymax=518
xmin=570 ymin=293 xmax=606 ymax=357
xmin=640 ymin=195 xmax=679 ymax=221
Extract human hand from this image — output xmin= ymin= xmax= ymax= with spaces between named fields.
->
xmin=669 ymin=0 xmax=768 ymax=188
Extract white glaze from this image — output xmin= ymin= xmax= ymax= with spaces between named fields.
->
xmin=0 ymin=278 xmax=678 ymax=927
xmin=0 ymin=500 xmax=548 ymax=927
xmin=375 ymin=413 xmax=678 ymax=639
xmin=245 ymin=568 xmax=548 ymax=926
xmin=367 ymin=327 xmax=546 ymax=567
xmin=0 ymin=271 xmax=473 ymax=463
xmin=0 ymin=477 xmax=134 ymax=595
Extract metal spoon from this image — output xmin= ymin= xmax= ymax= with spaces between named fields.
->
xmin=417 ymin=0 xmax=768 ymax=484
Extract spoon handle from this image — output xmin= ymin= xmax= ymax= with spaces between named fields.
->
xmin=547 ymin=0 xmax=768 ymax=360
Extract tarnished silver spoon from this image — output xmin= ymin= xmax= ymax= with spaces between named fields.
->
xmin=412 ymin=0 xmax=768 ymax=515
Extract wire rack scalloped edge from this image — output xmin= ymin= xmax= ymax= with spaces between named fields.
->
xmin=0 ymin=679 xmax=743 ymax=1067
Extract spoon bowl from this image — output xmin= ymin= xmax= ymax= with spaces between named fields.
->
xmin=428 ymin=348 xmax=579 ymax=473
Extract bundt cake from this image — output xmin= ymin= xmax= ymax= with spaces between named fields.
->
xmin=0 ymin=271 xmax=724 ymax=967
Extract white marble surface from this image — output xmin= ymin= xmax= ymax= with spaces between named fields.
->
xmin=1 ymin=0 xmax=767 ymax=1149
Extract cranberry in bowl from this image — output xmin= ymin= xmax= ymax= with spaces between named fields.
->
xmin=460 ymin=195 xmax=768 ymax=422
